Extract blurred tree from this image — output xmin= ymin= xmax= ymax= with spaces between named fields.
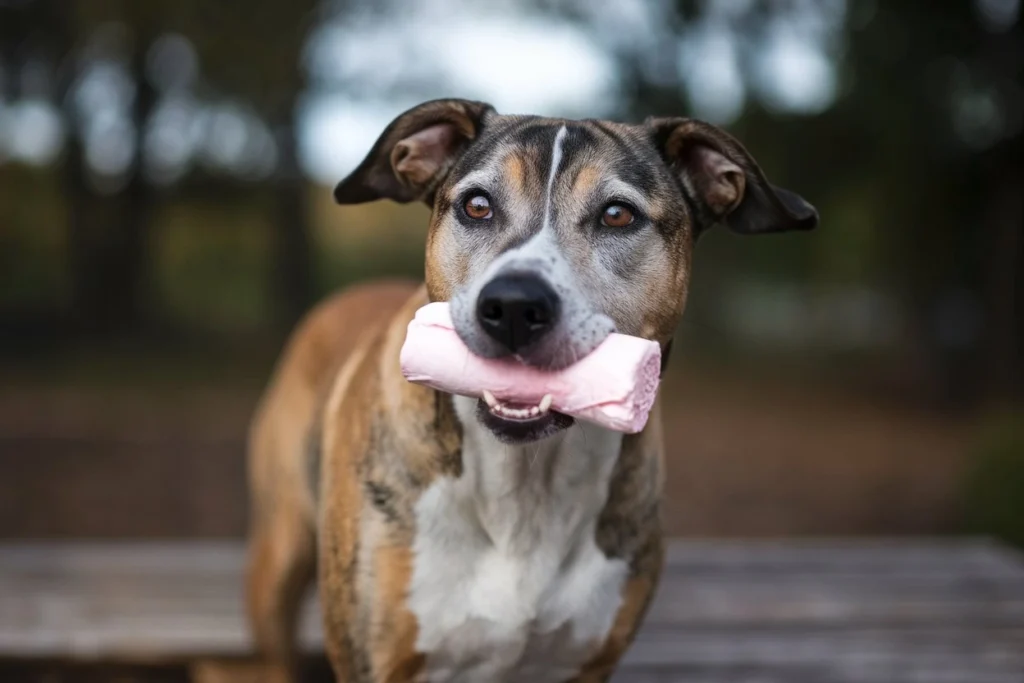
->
xmin=1 ymin=0 xmax=1019 ymax=409
xmin=547 ymin=0 xmax=1022 ymax=406
xmin=165 ymin=0 xmax=320 ymax=328
xmin=70 ymin=4 xmax=157 ymax=334
xmin=791 ymin=0 xmax=1024 ymax=406
xmin=0 ymin=0 xmax=318 ymax=334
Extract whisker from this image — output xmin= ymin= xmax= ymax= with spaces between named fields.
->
xmin=574 ymin=416 xmax=590 ymax=451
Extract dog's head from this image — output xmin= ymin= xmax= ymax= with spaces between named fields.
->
xmin=336 ymin=99 xmax=817 ymax=442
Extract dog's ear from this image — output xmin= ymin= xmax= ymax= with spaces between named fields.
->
xmin=647 ymin=117 xmax=818 ymax=236
xmin=334 ymin=99 xmax=495 ymax=206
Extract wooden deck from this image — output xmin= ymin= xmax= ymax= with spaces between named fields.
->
xmin=2 ymin=539 xmax=1024 ymax=682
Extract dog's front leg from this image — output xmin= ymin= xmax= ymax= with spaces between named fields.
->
xmin=320 ymin=535 xmax=424 ymax=682
xmin=568 ymin=535 xmax=664 ymax=683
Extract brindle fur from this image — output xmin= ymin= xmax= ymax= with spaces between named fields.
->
xmin=247 ymin=99 xmax=816 ymax=683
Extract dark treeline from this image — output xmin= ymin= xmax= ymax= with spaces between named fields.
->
xmin=0 ymin=0 xmax=1019 ymax=408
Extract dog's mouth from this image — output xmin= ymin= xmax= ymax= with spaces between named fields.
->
xmin=475 ymin=391 xmax=574 ymax=444
xmin=482 ymin=390 xmax=553 ymax=420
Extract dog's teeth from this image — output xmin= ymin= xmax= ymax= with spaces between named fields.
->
xmin=486 ymin=395 xmax=552 ymax=420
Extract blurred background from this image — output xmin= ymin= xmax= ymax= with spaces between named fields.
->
xmin=0 ymin=0 xmax=1021 ymax=545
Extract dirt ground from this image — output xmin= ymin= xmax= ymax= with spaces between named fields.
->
xmin=0 ymin=360 xmax=972 ymax=539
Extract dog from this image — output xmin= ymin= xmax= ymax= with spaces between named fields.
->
xmin=245 ymin=98 xmax=817 ymax=683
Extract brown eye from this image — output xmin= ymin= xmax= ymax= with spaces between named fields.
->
xmin=464 ymin=194 xmax=493 ymax=220
xmin=601 ymin=203 xmax=635 ymax=228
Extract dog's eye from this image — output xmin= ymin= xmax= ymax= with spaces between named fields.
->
xmin=601 ymin=204 xmax=634 ymax=228
xmin=463 ymin=195 xmax=493 ymax=220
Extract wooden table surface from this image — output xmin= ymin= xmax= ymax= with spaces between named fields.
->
xmin=2 ymin=539 xmax=1024 ymax=682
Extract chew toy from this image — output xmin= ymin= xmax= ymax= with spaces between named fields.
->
xmin=399 ymin=303 xmax=661 ymax=433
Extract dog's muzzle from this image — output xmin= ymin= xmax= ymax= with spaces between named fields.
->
xmin=475 ymin=273 xmax=560 ymax=354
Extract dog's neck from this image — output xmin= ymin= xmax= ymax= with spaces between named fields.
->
xmin=380 ymin=292 xmax=624 ymax=556
xmin=407 ymin=395 xmax=631 ymax=675
xmin=448 ymin=395 xmax=623 ymax=555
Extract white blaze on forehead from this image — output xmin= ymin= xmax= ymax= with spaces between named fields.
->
xmin=486 ymin=125 xmax=569 ymax=277
xmin=477 ymin=124 xmax=570 ymax=276
xmin=543 ymin=126 xmax=569 ymax=233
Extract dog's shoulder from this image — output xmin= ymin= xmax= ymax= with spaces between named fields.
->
xmin=281 ymin=280 xmax=418 ymax=500
xmin=309 ymin=280 xmax=433 ymax=497
xmin=315 ymin=284 xmax=465 ymax=680
xmin=314 ymin=283 xmax=459 ymax=477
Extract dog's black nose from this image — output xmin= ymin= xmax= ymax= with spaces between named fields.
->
xmin=476 ymin=274 xmax=560 ymax=353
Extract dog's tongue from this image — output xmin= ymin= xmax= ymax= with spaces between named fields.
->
xmin=400 ymin=302 xmax=661 ymax=434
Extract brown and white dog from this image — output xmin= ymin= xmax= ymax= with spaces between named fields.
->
xmin=246 ymin=98 xmax=817 ymax=683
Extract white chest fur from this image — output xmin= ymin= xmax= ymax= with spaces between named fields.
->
xmin=406 ymin=396 xmax=629 ymax=683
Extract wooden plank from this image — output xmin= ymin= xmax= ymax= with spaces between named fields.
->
xmin=2 ymin=540 xmax=1024 ymax=683
xmin=0 ymin=438 xmax=248 ymax=538
xmin=663 ymin=538 xmax=1024 ymax=576
xmin=646 ymin=574 xmax=1024 ymax=626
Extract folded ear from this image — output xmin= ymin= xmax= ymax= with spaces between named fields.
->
xmin=647 ymin=117 xmax=818 ymax=237
xmin=334 ymin=98 xmax=495 ymax=206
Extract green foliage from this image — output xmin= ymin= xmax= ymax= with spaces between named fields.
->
xmin=961 ymin=411 xmax=1024 ymax=548
xmin=153 ymin=201 xmax=275 ymax=331
xmin=147 ymin=197 xmax=427 ymax=333
xmin=73 ymin=0 xmax=316 ymax=107
xmin=0 ymin=167 xmax=69 ymax=311
xmin=811 ymin=184 xmax=881 ymax=286
xmin=315 ymin=243 xmax=425 ymax=298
